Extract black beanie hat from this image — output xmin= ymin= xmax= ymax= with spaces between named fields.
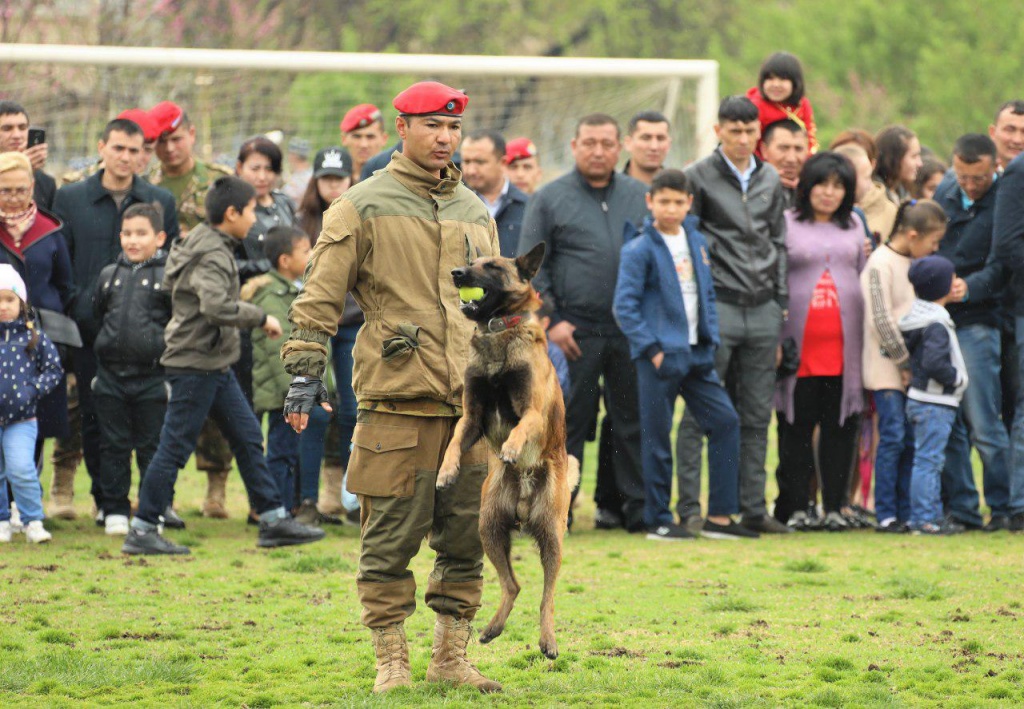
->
xmin=908 ymin=255 xmax=955 ymax=301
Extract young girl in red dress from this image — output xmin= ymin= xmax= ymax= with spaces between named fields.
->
xmin=747 ymin=51 xmax=817 ymax=158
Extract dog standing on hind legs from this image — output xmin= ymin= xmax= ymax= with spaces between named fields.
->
xmin=437 ymin=242 xmax=579 ymax=660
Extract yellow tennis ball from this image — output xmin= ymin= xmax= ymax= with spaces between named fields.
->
xmin=459 ymin=286 xmax=485 ymax=302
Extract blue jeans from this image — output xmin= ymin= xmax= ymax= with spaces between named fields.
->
xmin=0 ymin=420 xmax=41 ymax=523
xmin=134 ymin=371 xmax=283 ymax=526
xmin=332 ymin=325 xmax=359 ymax=511
xmin=1009 ymin=316 xmax=1024 ymax=513
xmin=907 ymin=399 xmax=957 ymax=527
xmin=636 ymin=354 xmax=740 ymax=528
xmin=873 ymin=389 xmax=914 ymax=524
xmin=266 ymin=407 xmax=332 ymax=508
xmin=943 ymin=325 xmax=1010 ymax=523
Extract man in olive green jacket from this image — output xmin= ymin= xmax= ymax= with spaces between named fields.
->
xmin=282 ymin=82 xmax=502 ymax=694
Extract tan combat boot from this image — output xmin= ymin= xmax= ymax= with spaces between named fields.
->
xmin=370 ymin=623 xmax=411 ymax=693
xmin=48 ymin=462 xmax=77 ymax=520
xmin=201 ymin=470 xmax=230 ymax=519
xmin=317 ymin=462 xmax=345 ymax=516
xmin=426 ymin=614 xmax=502 ymax=693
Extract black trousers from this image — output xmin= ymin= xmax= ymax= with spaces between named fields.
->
xmin=565 ymin=332 xmax=644 ymax=529
xmin=72 ymin=347 xmax=103 ymax=504
xmin=92 ymin=367 xmax=167 ymax=517
xmin=775 ymin=376 xmax=859 ymax=521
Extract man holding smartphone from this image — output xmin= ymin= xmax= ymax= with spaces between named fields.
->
xmin=0 ymin=100 xmax=55 ymax=210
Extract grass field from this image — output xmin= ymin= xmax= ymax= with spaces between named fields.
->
xmin=1 ymin=435 xmax=1022 ymax=708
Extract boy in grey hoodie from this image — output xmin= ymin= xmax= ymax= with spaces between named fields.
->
xmin=899 ymin=255 xmax=969 ymax=535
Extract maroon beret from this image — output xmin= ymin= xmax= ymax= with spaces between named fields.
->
xmin=116 ymin=108 xmax=161 ymax=143
xmin=340 ymin=104 xmax=383 ymax=133
xmin=504 ymin=137 xmax=538 ymax=165
xmin=392 ymin=82 xmax=467 ymax=117
xmin=148 ymin=101 xmax=185 ymax=136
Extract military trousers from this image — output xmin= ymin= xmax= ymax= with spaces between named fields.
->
xmin=350 ymin=408 xmax=488 ymax=628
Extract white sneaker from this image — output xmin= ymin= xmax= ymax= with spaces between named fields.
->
xmin=0 ymin=520 xmax=11 ymax=542
xmin=104 ymin=514 xmax=130 ymax=536
xmin=10 ymin=504 xmax=23 ymax=533
xmin=25 ymin=520 xmax=52 ymax=544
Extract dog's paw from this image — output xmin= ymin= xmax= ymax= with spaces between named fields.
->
xmin=436 ymin=462 xmax=460 ymax=489
xmin=539 ymin=636 xmax=559 ymax=660
xmin=479 ymin=623 xmax=504 ymax=645
xmin=499 ymin=439 xmax=520 ymax=465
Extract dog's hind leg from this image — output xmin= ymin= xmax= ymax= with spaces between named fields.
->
xmin=531 ymin=510 xmax=565 ymax=660
xmin=478 ymin=487 xmax=520 ymax=645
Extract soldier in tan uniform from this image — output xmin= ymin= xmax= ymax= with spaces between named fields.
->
xmin=283 ymin=82 xmax=502 ymax=694
xmin=148 ymin=100 xmax=236 ymax=518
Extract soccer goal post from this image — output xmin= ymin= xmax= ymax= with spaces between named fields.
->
xmin=0 ymin=43 xmax=718 ymax=177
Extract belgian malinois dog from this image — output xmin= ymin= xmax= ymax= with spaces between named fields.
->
xmin=437 ymin=242 xmax=579 ymax=660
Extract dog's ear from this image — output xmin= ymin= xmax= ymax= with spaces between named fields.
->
xmin=515 ymin=242 xmax=546 ymax=281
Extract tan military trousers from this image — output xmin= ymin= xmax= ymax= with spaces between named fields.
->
xmin=349 ymin=408 xmax=488 ymax=628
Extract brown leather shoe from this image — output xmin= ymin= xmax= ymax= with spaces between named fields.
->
xmin=426 ymin=614 xmax=502 ymax=693
xmin=371 ymin=623 xmax=411 ymax=693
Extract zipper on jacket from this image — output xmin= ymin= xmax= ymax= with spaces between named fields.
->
xmin=431 ymin=198 xmax=454 ymax=400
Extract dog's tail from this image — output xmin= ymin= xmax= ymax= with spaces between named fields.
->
xmin=566 ymin=454 xmax=581 ymax=491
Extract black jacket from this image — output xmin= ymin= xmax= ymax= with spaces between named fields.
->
xmin=93 ymin=251 xmax=172 ymax=377
xmin=518 ymin=169 xmax=649 ymax=330
xmin=33 ymin=170 xmax=56 ymax=211
xmin=491 ymin=182 xmax=529 ymax=257
xmin=994 ymin=154 xmax=1024 ymax=318
xmin=684 ymin=149 xmax=788 ymax=308
xmin=53 ymin=170 xmax=179 ymax=344
xmin=934 ymin=171 xmax=1006 ymax=329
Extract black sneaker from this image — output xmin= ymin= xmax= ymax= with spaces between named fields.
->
xmin=823 ymin=511 xmax=850 ymax=532
xmin=681 ymin=514 xmax=705 ymax=536
xmin=913 ymin=519 xmax=966 ymax=536
xmin=983 ymin=515 xmax=1011 ymax=532
xmin=257 ymin=516 xmax=327 ymax=548
xmin=594 ymin=508 xmax=623 ymax=530
xmin=646 ymin=523 xmax=695 ymax=541
xmin=343 ymin=507 xmax=361 ymax=527
xmin=876 ymin=519 xmax=909 ymax=534
xmin=742 ymin=515 xmax=793 ymax=535
xmin=702 ymin=518 xmax=760 ymax=540
xmin=1011 ymin=513 xmax=1024 ymax=532
xmin=160 ymin=506 xmax=187 ymax=530
xmin=317 ymin=511 xmax=344 ymax=526
xmin=121 ymin=528 xmax=191 ymax=555
xmin=945 ymin=513 xmax=982 ymax=531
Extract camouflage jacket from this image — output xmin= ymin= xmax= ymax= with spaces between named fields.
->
xmin=148 ymin=160 xmax=232 ymax=235
xmin=282 ymin=152 xmax=499 ymax=415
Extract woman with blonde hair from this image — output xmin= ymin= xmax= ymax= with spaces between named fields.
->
xmin=0 ymin=151 xmax=73 ymax=514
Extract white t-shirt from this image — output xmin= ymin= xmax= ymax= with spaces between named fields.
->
xmin=660 ymin=230 xmax=699 ymax=345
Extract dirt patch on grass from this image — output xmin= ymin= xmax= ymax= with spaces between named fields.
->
xmin=590 ymin=647 xmax=644 ymax=659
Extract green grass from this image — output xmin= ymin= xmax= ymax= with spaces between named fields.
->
xmin=1 ymin=433 xmax=1020 ymax=706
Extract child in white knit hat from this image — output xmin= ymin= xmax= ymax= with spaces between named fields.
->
xmin=0 ymin=264 xmax=63 ymax=543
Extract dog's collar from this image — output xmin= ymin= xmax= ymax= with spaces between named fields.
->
xmin=480 ymin=312 xmax=530 ymax=334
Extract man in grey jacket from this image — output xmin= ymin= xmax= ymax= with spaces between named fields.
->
xmin=676 ymin=96 xmax=791 ymax=535
xmin=518 ymin=113 xmax=649 ymax=531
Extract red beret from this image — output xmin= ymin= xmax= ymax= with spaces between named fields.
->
xmin=148 ymin=101 xmax=185 ymax=136
xmin=393 ymin=81 xmax=467 ymax=117
xmin=116 ymin=108 xmax=161 ymax=143
xmin=340 ymin=104 xmax=383 ymax=133
xmin=504 ymin=137 xmax=538 ymax=165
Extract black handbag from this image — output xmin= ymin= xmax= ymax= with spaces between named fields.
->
xmin=36 ymin=308 xmax=82 ymax=349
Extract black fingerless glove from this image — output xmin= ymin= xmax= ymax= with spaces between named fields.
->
xmin=283 ymin=376 xmax=330 ymax=418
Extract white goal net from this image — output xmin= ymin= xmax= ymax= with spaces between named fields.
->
xmin=0 ymin=44 xmax=718 ymax=179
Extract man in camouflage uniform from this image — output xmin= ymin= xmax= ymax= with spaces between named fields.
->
xmin=282 ymin=82 xmax=502 ymax=694
xmin=148 ymin=100 xmax=236 ymax=518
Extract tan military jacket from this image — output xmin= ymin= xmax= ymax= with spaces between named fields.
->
xmin=282 ymin=152 xmax=499 ymax=414
xmin=148 ymin=160 xmax=231 ymax=235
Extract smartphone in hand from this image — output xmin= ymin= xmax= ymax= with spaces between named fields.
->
xmin=27 ymin=127 xmax=46 ymax=147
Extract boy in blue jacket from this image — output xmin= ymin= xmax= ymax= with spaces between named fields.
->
xmin=899 ymin=255 xmax=969 ymax=535
xmin=614 ymin=170 xmax=755 ymax=541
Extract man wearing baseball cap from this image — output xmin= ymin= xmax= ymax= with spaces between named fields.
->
xmin=341 ymin=103 xmax=389 ymax=184
xmin=146 ymin=100 xmax=236 ymax=521
xmin=282 ymin=81 xmax=502 ymax=694
xmin=504 ymin=137 xmax=543 ymax=195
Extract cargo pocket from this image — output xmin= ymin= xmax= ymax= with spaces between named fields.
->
xmin=347 ymin=423 xmax=419 ymax=498
xmin=381 ymin=322 xmax=422 ymax=363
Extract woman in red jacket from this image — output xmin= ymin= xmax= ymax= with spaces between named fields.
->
xmin=748 ymin=52 xmax=817 ymax=158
